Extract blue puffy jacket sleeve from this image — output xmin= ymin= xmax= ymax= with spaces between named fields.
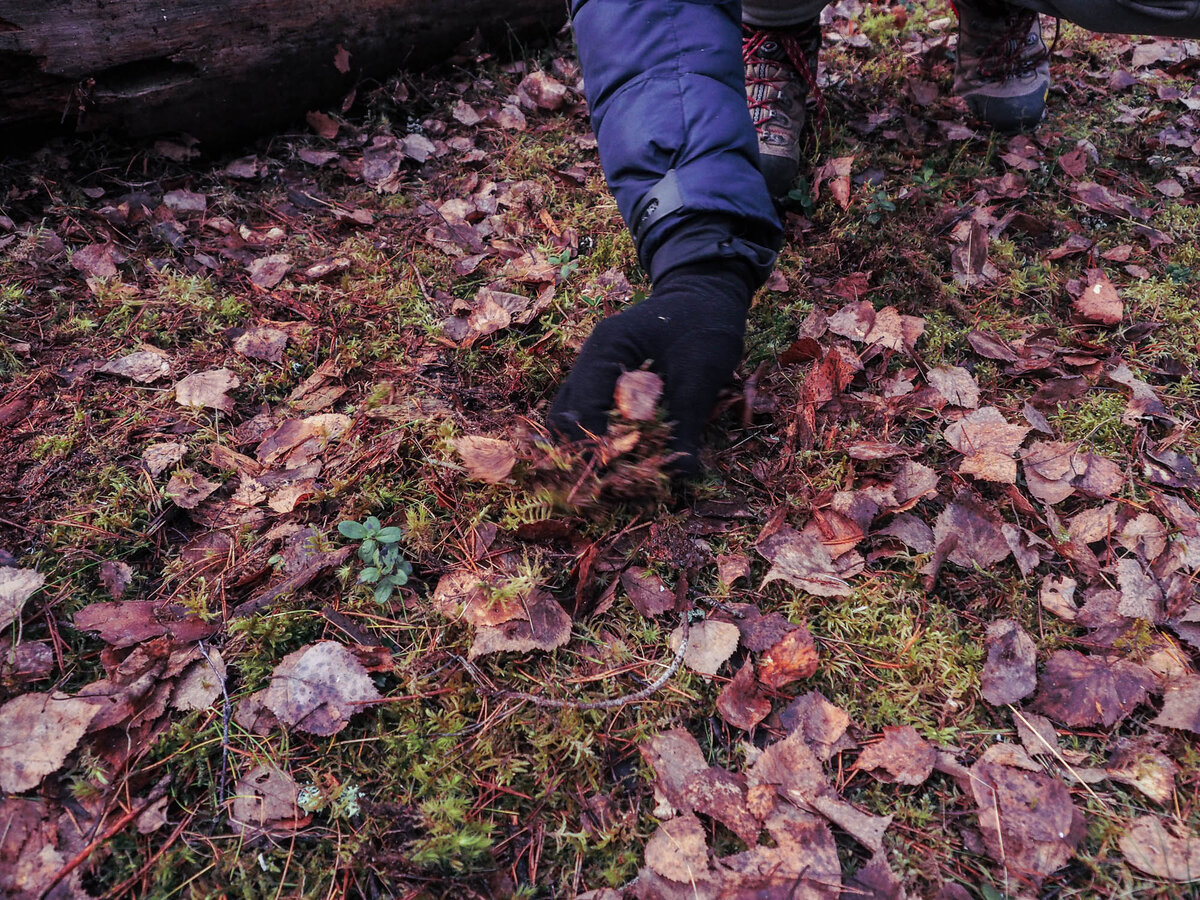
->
xmin=571 ymin=0 xmax=782 ymax=280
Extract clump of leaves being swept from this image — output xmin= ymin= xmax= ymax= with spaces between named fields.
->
xmin=338 ymin=516 xmax=412 ymax=604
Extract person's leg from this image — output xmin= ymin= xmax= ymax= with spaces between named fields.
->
xmin=954 ymin=0 xmax=1200 ymax=132
xmin=740 ymin=0 xmax=828 ymax=198
xmin=1018 ymin=0 xmax=1200 ymax=36
xmin=552 ymin=0 xmax=782 ymax=471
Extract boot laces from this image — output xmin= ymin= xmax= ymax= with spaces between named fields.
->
xmin=976 ymin=10 xmax=1055 ymax=81
xmin=742 ymin=25 xmax=826 ymax=130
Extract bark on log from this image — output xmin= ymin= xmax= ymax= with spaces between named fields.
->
xmin=0 ymin=1 xmax=567 ymax=145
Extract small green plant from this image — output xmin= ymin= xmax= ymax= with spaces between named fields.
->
xmin=547 ymin=247 xmax=580 ymax=281
xmin=338 ymin=516 xmax=412 ymax=604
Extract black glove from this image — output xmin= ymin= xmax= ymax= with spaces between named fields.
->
xmin=547 ymin=259 xmax=755 ymax=474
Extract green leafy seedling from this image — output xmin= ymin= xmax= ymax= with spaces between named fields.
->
xmin=338 ymin=516 xmax=412 ymax=604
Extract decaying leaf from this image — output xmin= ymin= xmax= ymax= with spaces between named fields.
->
xmin=262 ymin=641 xmax=382 ymax=735
xmin=99 ymin=560 xmax=133 ymax=599
xmin=233 ymin=326 xmax=289 ymax=363
xmin=175 ymin=368 xmax=240 ymax=412
xmin=758 ymin=525 xmax=852 ymax=597
xmin=1022 ymin=441 xmax=1085 ymax=505
xmin=1152 ymin=674 xmax=1200 ymax=734
xmin=776 ymin=691 xmax=856 ymax=762
xmin=749 ymin=725 xmax=892 ymax=852
xmin=613 ymin=370 xmax=663 ymax=422
xmin=944 ymin=407 xmax=1030 ymax=484
xmin=164 ymin=469 xmax=221 ymax=509
xmin=1119 ymin=816 xmax=1200 ymax=882
xmin=669 ymin=619 xmax=740 ymax=676
xmin=468 ymin=589 xmax=572 ymax=659
xmin=620 ymin=567 xmax=674 ymax=617
xmin=932 ymin=491 xmax=1011 ymax=569
xmin=717 ymin=660 xmax=772 ymax=731
xmin=247 ymin=253 xmax=292 ymax=288
xmin=643 ymin=813 xmax=711 ymax=884
xmin=142 ymin=441 xmax=187 ymax=476
xmin=640 ymin=728 xmax=761 ymax=846
xmin=758 ymin=623 xmax=819 ymax=689
xmin=229 ymin=765 xmax=304 ymax=837
xmin=454 ymin=435 xmax=517 ymax=483
xmin=927 ymin=366 xmax=981 ymax=409
xmin=98 ymin=348 xmax=172 ymax=383
xmin=1073 ymin=269 xmax=1123 ymax=324
xmin=0 ymin=692 xmax=98 ymax=792
xmin=981 ymin=619 xmax=1037 ymax=706
xmin=1033 ymin=650 xmax=1156 ymax=727
xmin=854 ymin=725 xmax=935 ymax=786
xmin=0 ymin=567 xmax=43 ymax=630
xmin=1106 ymin=736 xmax=1178 ymax=804
xmin=1039 ymin=574 xmax=1079 ymax=622
xmin=171 ymin=649 xmax=227 ymax=711
xmin=970 ymin=748 xmax=1084 ymax=886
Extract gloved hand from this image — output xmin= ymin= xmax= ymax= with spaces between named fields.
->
xmin=547 ymin=260 xmax=756 ymax=475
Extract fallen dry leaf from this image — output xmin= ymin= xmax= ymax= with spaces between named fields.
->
xmin=776 ymin=691 xmax=856 ymax=762
xmin=1106 ymin=736 xmax=1178 ymax=804
xmin=981 ymin=619 xmax=1038 ymax=706
xmin=0 ymin=691 xmax=98 ymax=791
xmin=233 ymin=326 xmax=289 ymax=363
xmin=613 ymin=370 xmax=663 ymax=422
xmin=1073 ymin=269 xmax=1123 ymax=325
xmin=262 ymin=641 xmax=382 ymax=736
xmin=175 ymin=369 xmax=240 ymax=412
xmin=927 ymin=366 xmax=981 ymax=409
xmin=248 ymin=253 xmax=292 ymax=288
xmin=640 ymin=728 xmax=760 ymax=846
xmin=749 ymin=725 xmax=891 ymax=852
xmin=813 ymin=155 xmax=854 ymax=209
xmin=758 ymin=525 xmax=852 ymax=597
xmin=229 ymin=764 xmax=304 ymax=837
xmin=1119 ymin=815 xmax=1200 ymax=882
xmin=970 ymin=748 xmax=1083 ymax=886
xmin=142 ymin=441 xmax=187 ymax=476
xmin=454 ymin=435 xmax=517 ymax=483
xmin=620 ymin=567 xmax=674 ymax=617
xmin=1039 ymin=574 xmax=1079 ymax=621
xmin=71 ymin=241 xmax=119 ymax=278
xmin=643 ymin=813 xmax=711 ymax=884
xmin=1022 ymin=441 xmax=1085 ymax=505
xmin=73 ymin=599 xmax=215 ymax=647
xmin=669 ymin=619 xmax=740 ymax=676
xmin=932 ymin=490 xmax=1011 ymax=569
xmin=164 ymin=469 xmax=221 ymax=509
xmin=171 ymin=649 xmax=227 ymax=711
xmin=98 ymin=348 xmax=172 ymax=383
xmin=716 ymin=553 xmax=752 ymax=589
xmin=717 ymin=660 xmax=772 ymax=731
xmin=99 ymin=560 xmax=133 ymax=599
xmin=758 ymin=624 xmax=819 ymax=689
xmin=854 ymin=725 xmax=935 ymax=786
xmin=0 ymin=567 xmax=43 ymax=630
xmin=468 ymin=589 xmax=572 ymax=659
xmin=944 ymin=407 xmax=1030 ymax=484
xmin=1033 ymin=650 xmax=1156 ymax=727
xmin=1151 ymin=674 xmax=1200 ymax=734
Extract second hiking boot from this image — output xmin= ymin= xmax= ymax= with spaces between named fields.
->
xmin=953 ymin=0 xmax=1050 ymax=132
xmin=743 ymin=22 xmax=822 ymax=200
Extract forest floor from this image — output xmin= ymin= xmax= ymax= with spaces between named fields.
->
xmin=3 ymin=4 xmax=1200 ymax=899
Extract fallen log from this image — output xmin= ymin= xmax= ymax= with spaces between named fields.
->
xmin=0 ymin=0 xmax=567 ymax=145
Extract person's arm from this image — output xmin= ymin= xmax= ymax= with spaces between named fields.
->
xmin=549 ymin=0 xmax=783 ymax=472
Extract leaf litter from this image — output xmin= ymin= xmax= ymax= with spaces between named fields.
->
xmin=1 ymin=16 xmax=1199 ymax=900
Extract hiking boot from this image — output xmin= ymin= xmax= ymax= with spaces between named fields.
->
xmin=743 ymin=21 xmax=823 ymax=200
xmin=953 ymin=1 xmax=1050 ymax=132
